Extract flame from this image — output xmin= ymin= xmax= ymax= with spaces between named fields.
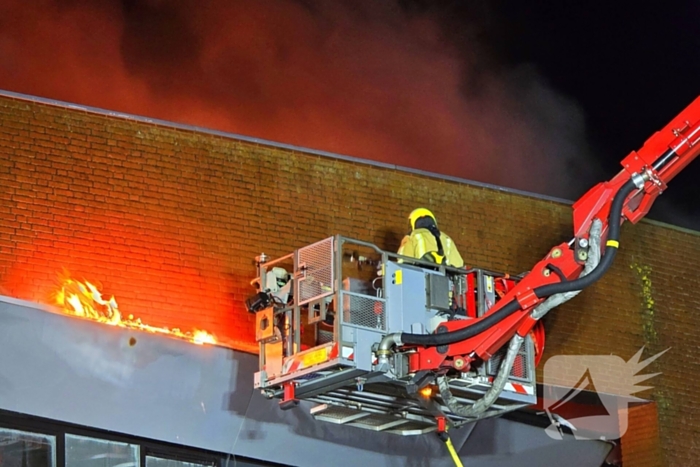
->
xmin=53 ymin=272 xmax=217 ymax=346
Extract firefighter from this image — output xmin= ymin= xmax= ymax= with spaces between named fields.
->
xmin=398 ymin=208 xmax=464 ymax=267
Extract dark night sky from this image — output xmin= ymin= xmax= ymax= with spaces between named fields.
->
xmin=0 ymin=1 xmax=698 ymax=230
xmin=479 ymin=1 xmax=700 ymax=230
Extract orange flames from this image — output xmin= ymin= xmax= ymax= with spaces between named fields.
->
xmin=53 ymin=272 xmax=217 ymax=346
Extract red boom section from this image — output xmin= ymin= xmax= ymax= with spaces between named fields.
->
xmin=573 ymin=96 xmax=700 ymax=240
xmin=410 ymin=241 xmax=581 ymax=371
xmin=409 ymin=96 xmax=700 ymax=373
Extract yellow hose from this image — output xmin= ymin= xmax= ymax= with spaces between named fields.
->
xmin=444 ymin=436 xmax=464 ymax=467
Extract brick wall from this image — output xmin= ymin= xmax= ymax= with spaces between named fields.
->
xmin=1 ymin=94 xmax=698 ymax=465
xmin=621 ymin=403 xmax=663 ymax=467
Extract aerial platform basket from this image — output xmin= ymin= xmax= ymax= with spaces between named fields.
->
xmin=249 ymin=235 xmax=537 ymax=434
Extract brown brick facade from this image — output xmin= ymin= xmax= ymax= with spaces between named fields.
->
xmin=621 ymin=403 xmax=664 ymax=467
xmin=1 ymin=94 xmax=697 ymax=465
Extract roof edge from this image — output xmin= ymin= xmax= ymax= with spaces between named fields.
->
xmin=0 ymin=89 xmax=571 ymax=205
xmin=3 ymin=89 xmax=699 ymax=236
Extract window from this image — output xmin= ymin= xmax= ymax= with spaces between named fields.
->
xmin=0 ymin=409 xmax=289 ymax=467
xmin=65 ymin=434 xmax=139 ymax=467
xmin=146 ymin=456 xmax=211 ymax=467
xmin=0 ymin=428 xmax=56 ymax=467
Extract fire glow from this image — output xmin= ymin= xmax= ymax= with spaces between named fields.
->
xmin=53 ymin=272 xmax=217 ymax=346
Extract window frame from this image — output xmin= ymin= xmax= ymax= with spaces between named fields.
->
xmin=0 ymin=408 xmax=283 ymax=467
xmin=0 ymin=425 xmax=58 ymax=467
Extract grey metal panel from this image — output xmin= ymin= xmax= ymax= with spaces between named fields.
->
xmin=385 ymin=262 xmax=438 ymax=334
xmin=236 ymin=391 xmax=475 ymax=467
xmin=0 ymin=296 xmax=251 ymax=454
xmin=0 ymin=295 xmax=612 ymax=467
xmin=236 ymin=393 xmax=612 ymax=467
xmin=353 ymin=328 xmax=381 ymax=371
xmin=454 ymin=417 xmax=613 ymax=466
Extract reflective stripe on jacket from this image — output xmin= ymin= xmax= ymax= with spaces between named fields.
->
xmin=397 ymin=228 xmax=464 ymax=267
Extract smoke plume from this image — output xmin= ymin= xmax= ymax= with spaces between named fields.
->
xmin=0 ymin=0 xmax=601 ymax=198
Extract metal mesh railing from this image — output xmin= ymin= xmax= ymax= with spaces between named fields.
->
xmin=486 ymin=337 xmax=531 ymax=383
xmin=341 ymin=292 xmax=385 ymax=331
xmin=317 ymin=328 xmax=334 ymax=345
xmin=314 ymin=406 xmax=360 ymax=421
xmin=297 ymin=237 xmax=334 ymax=306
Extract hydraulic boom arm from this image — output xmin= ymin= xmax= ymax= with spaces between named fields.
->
xmin=386 ymin=96 xmax=700 ymax=372
xmin=250 ymin=95 xmax=700 ymax=442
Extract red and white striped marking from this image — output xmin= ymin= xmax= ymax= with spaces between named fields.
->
xmin=504 ymin=382 xmax=534 ymax=395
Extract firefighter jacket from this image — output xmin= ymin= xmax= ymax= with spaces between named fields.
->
xmin=397 ymin=228 xmax=464 ymax=268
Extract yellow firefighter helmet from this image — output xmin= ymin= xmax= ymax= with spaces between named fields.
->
xmin=408 ymin=208 xmax=436 ymax=231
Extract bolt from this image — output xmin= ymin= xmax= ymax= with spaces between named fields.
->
xmin=551 ymin=248 xmax=562 ymax=259
xmin=542 ymin=268 xmax=551 ymax=277
xmin=578 ymin=250 xmax=588 ymax=261
xmin=578 ymin=238 xmax=589 ymax=248
xmin=256 ymin=253 xmax=268 ymax=264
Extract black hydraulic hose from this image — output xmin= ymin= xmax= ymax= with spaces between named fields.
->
xmin=400 ymin=300 xmax=522 ymax=347
xmin=533 ymin=178 xmax=636 ymax=298
xmin=400 ymin=178 xmax=638 ymax=348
